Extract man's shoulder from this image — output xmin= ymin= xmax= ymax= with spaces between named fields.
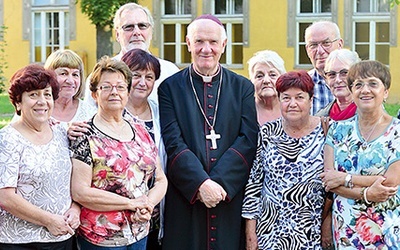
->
xmin=158 ymin=58 xmax=180 ymax=71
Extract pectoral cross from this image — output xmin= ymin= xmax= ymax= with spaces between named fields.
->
xmin=206 ymin=128 xmax=221 ymax=149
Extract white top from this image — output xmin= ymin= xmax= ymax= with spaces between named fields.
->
xmin=0 ymin=123 xmax=73 ymax=243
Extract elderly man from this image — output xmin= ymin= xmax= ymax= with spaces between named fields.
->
xmin=159 ymin=14 xmax=258 ymax=250
xmin=305 ymin=20 xmax=343 ymax=115
xmin=84 ymin=3 xmax=179 ymax=106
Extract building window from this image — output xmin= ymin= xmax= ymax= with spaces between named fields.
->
xmin=352 ymin=0 xmax=391 ymax=64
xmin=204 ymin=0 xmax=247 ymax=68
xmin=288 ymin=0 xmax=337 ymax=68
xmin=23 ymin=0 xmax=76 ymax=63
xmin=157 ymin=0 xmax=193 ymax=66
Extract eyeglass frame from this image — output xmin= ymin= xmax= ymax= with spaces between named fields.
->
xmin=349 ymin=80 xmax=381 ymax=90
xmin=97 ymin=84 xmax=129 ymax=92
xmin=306 ymin=38 xmax=340 ymax=51
xmin=325 ymin=69 xmax=349 ymax=80
xmin=121 ymin=23 xmax=151 ymax=32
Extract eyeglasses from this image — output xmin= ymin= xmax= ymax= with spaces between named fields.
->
xmin=97 ymin=84 xmax=128 ymax=92
xmin=306 ymin=38 xmax=339 ymax=50
xmin=121 ymin=23 xmax=151 ymax=32
xmin=350 ymin=81 xmax=381 ymax=90
xmin=325 ymin=69 xmax=348 ymax=80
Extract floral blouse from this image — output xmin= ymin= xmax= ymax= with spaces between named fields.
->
xmin=0 ymin=123 xmax=72 ymax=244
xmin=70 ymin=118 xmax=158 ymax=247
xmin=326 ymin=115 xmax=400 ymax=249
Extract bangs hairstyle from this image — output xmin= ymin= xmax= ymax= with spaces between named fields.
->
xmin=121 ymin=48 xmax=161 ymax=81
xmin=89 ymin=56 xmax=133 ymax=93
xmin=275 ymin=70 xmax=314 ymax=98
xmin=44 ymin=49 xmax=85 ymax=99
xmin=347 ymin=60 xmax=391 ymax=90
xmin=9 ymin=64 xmax=59 ymax=115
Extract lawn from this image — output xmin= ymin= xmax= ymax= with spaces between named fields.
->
xmin=0 ymin=93 xmax=399 ymax=129
xmin=0 ymin=93 xmax=13 ymax=128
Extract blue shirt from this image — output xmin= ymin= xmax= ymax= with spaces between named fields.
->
xmin=309 ymin=69 xmax=334 ymax=115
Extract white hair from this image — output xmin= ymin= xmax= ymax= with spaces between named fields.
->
xmin=247 ymin=50 xmax=286 ymax=77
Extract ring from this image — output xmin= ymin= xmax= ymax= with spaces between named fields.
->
xmin=322 ymin=182 xmax=325 ymax=187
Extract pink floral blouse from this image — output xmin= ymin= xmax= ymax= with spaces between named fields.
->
xmin=70 ymin=118 xmax=157 ymax=247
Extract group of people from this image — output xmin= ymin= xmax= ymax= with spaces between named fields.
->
xmin=1 ymin=3 xmax=400 ymax=250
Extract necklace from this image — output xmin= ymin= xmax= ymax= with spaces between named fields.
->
xmin=359 ymin=114 xmax=383 ymax=150
xmin=189 ymin=65 xmax=223 ymax=149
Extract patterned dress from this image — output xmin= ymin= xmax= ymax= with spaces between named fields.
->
xmin=70 ymin=118 xmax=158 ymax=247
xmin=242 ymin=118 xmax=325 ymax=249
xmin=0 ymin=123 xmax=72 ymax=244
xmin=326 ymin=115 xmax=400 ymax=249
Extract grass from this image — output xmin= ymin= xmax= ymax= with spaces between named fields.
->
xmin=0 ymin=93 xmax=13 ymax=128
xmin=0 ymin=93 xmax=399 ymax=129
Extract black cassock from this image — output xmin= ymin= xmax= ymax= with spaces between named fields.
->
xmin=159 ymin=66 xmax=258 ymax=250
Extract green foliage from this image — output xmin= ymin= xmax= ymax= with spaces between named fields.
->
xmin=79 ymin=0 xmax=137 ymax=27
xmin=0 ymin=25 xmax=8 ymax=94
xmin=389 ymin=0 xmax=400 ymax=8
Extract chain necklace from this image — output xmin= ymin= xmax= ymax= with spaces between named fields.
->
xmin=189 ymin=65 xmax=223 ymax=149
xmin=359 ymin=114 xmax=383 ymax=150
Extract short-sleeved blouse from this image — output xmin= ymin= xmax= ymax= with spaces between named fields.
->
xmin=70 ymin=117 xmax=158 ymax=247
xmin=242 ymin=118 xmax=326 ymax=249
xmin=0 ymin=123 xmax=73 ymax=244
xmin=326 ymin=115 xmax=400 ymax=249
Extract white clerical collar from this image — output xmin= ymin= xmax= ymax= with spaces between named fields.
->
xmin=192 ymin=65 xmax=221 ymax=83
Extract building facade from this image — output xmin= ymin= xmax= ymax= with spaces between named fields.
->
xmin=1 ymin=0 xmax=399 ymax=102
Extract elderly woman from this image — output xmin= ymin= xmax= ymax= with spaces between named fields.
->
xmin=242 ymin=70 xmax=326 ymax=249
xmin=248 ymin=50 xmax=286 ymax=125
xmin=321 ymin=60 xmax=400 ymax=249
xmin=44 ymin=49 xmax=96 ymax=126
xmin=316 ymin=49 xmax=360 ymax=120
xmin=120 ymin=48 xmax=166 ymax=250
xmin=0 ymin=64 xmax=80 ymax=248
xmin=11 ymin=49 xmax=96 ymax=128
xmin=70 ymin=56 xmax=167 ymax=250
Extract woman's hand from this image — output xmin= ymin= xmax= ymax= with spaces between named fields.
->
xmin=131 ymin=208 xmax=152 ymax=223
xmin=129 ymin=195 xmax=153 ymax=214
xmin=46 ymin=214 xmax=75 ymax=236
xmin=367 ymin=176 xmax=398 ymax=203
xmin=321 ymin=169 xmax=347 ymax=191
xmin=67 ymin=121 xmax=90 ymax=141
xmin=64 ymin=202 xmax=81 ymax=230
xmin=321 ymin=212 xmax=334 ymax=249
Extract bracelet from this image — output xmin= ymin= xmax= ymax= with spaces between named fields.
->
xmin=345 ymin=174 xmax=354 ymax=189
xmin=363 ymin=187 xmax=372 ymax=205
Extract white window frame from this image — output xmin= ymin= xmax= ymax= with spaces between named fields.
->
xmin=288 ymin=0 xmax=338 ymax=69
xmin=349 ymin=0 xmax=393 ymax=63
xmin=23 ymin=0 xmax=76 ymax=63
xmin=154 ymin=0 xmax=195 ymax=67
xmin=203 ymin=0 xmax=247 ymax=68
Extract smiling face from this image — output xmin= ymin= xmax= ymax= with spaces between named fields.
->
xmin=92 ymin=71 xmax=129 ymax=113
xmin=116 ymin=8 xmax=152 ymax=53
xmin=251 ymin=62 xmax=280 ymax=102
xmin=186 ymin=19 xmax=227 ymax=76
xmin=305 ymin=24 xmax=343 ymax=73
xmin=129 ymin=69 xmax=155 ymax=103
xmin=279 ymin=88 xmax=312 ymax=122
xmin=54 ymin=67 xmax=81 ymax=100
xmin=351 ymin=77 xmax=388 ymax=112
xmin=18 ymin=87 xmax=54 ymax=125
xmin=325 ymin=60 xmax=352 ymax=100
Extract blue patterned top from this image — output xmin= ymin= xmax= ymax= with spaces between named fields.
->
xmin=242 ymin=118 xmax=325 ymax=249
xmin=326 ymin=115 xmax=400 ymax=249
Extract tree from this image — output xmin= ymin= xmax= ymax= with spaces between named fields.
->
xmin=78 ymin=0 xmax=137 ymax=60
xmin=389 ymin=0 xmax=400 ymax=8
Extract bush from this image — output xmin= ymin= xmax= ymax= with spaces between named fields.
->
xmin=0 ymin=25 xmax=8 ymax=94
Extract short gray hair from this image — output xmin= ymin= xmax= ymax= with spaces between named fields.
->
xmin=247 ymin=50 xmax=286 ymax=78
xmin=324 ymin=49 xmax=361 ymax=73
xmin=113 ymin=3 xmax=154 ymax=29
